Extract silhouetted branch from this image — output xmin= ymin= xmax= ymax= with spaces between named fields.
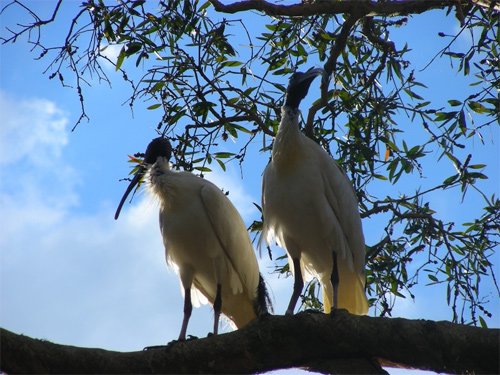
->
xmin=208 ymin=0 xmax=463 ymax=17
xmin=2 ymin=311 xmax=498 ymax=374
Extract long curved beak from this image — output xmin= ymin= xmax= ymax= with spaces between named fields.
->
xmin=304 ymin=67 xmax=327 ymax=94
xmin=305 ymin=67 xmax=325 ymax=79
xmin=299 ymin=67 xmax=325 ymax=85
xmin=114 ymin=165 xmax=146 ymax=220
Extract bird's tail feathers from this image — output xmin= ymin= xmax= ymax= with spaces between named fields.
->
xmin=322 ymin=270 xmax=368 ymax=315
xmin=254 ymin=273 xmax=273 ymax=316
xmin=220 ymin=274 xmax=272 ymax=328
xmin=322 ymin=286 xmax=333 ymax=315
xmin=257 ymin=225 xmax=272 ymax=259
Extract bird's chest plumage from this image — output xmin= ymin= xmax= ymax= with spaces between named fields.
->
xmin=265 ymin=162 xmax=326 ymax=228
xmin=265 ymin=147 xmax=331 ymax=238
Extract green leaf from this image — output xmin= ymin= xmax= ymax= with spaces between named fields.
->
xmin=104 ymin=19 xmax=115 ymax=42
xmin=126 ymin=42 xmax=142 ymax=56
xmin=415 ymin=101 xmax=431 ymax=109
xmin=194 ymin=166 xmax=212 ymax=172
xmin=468 ymin=101 xmax=489 ymax=114
xmin=115 ymin=46 xmax=126 ymax=71
xmin=435 ymin=111 xmax=458 ymax=122
xmin=221 ymin=60 xmax=243 ymax=67
xmin=265 ymin=23 xmax=278 ymax=31
xmin=214 ymin=152 xmax=235 ymax=159
xmin=463 ymin=57 xmax=470 ymax=75
xmin=227 ymin=123 xmax=251 ymax=134
xmin=467 ymin=172 xmax=488 ymax=180
xmin=448 ymin=100 xmax=462 ymax=106
xmin=374 ymin=174 xmax=388 ymax=180
xmin=469 ymin=164 xmax=486 ymax=169
xmin=404 ymin=88 xmax=424 ymax=100
xmin=444 ymin=51 xmax=465 ymax=59
xmin=479 ymin=316 xmax=488 ymax=328
xmin=147 ymin=103 xmax=161 ymax=110
xmin=216 ymin=158 xmax=226 ymax=171
xmin=443 ymin=174 xmax=459 ymax=185
xmin=458 ymin=110 xmax=467 ymax=134
xmin=427 ymin=274 xmax=438 ymax=282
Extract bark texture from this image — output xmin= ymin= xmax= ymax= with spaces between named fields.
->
xmin=208 ymin=0 xmax=469 ymax=16
xmin=1 ymin=311 xmax=498 ymax=374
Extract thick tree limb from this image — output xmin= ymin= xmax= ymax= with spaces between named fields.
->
xmin=208 ymin=0 xmax=465 ymax=17
xmin=2 ymin=311 xmax=498 ymax=374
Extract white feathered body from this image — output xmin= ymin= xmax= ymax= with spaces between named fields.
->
xmin=262 ymin=108 xmax=368 ymax=314
xmin=148 ymin=158 xmax=260 ymax=327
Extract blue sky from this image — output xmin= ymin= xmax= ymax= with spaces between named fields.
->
xmin=1 ymin=2 xmax=498 ymax=374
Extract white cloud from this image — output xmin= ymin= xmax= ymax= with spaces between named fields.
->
xmin=0 ymin=90 xmax=68 ymax=166
xmin=0 ymin=91 xmax=78 ymax=247
xmin=0 ymin=91 xmax=174 ymax=349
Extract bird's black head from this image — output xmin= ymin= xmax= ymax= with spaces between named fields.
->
xmin=284 ymin=67 xmax=324 ymax=109
xmin=114 ymin=137 xmax=172 ymax=220
xmin=144 ymin=137 xmax=172 ymax=164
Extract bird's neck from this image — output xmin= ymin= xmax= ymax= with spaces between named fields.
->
xmin=272 ymin=106 xmax=303 ymax=165
xmin=150 ymin=157 xmax=172 ymax=176
xmin=148 ymin=158 xmax=173 ymax=191
xmin=275 ymin=106 xmax=301 ymax=141
xmin=148 ymin=158 xmax=177 ymax=209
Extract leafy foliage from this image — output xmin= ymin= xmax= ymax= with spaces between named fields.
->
xmin=2 ymin=0 xmax=498 ymax=325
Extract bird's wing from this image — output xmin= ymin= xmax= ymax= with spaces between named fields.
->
xmin=314 ymin=143 xmax=366 ymax=275
xmin=315 ymin=146 xmax=369 ymax=314
xmin=260 ymin=163 xmax=272 ymax=249
xmin=199 ymin=182 xmax=260 ymax=296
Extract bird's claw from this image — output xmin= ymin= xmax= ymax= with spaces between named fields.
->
xmin=328 ymin=308 xmax=349 ymax=317
xmin=160 ymin=334 xmax=200 ymax=348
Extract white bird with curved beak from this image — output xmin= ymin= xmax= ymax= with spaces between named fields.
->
xmin=262 ymin=67 xmax=369 ymax=315
xmin=115 ymin=137 xmax=270 ymax=341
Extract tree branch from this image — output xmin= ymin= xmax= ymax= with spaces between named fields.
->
xmin=0 ymin=0 xmax=62 ymax=44
xmin=208 ymin=0 xmax=463 ymax=17
xmin=2 ymin=311 xmax=498 ymax=374
xmin=305 ymin=14 xmax=360 ymax=138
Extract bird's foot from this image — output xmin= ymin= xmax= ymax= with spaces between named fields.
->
xmin=160 ymin=334 xmax=199 ymax=348
xmin=328 ymin=308 xmax=349 ymax=317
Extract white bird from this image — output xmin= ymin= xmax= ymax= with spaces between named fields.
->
xmin=115 ymin=137 xmax=270 ymax=340
xmin=261 ymin=68 xmax=369 ymax=315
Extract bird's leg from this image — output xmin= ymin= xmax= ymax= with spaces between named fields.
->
xmin=331 ymin=252 xmax=339 ymax=311
xmin=178 ymin=287 xmax=192 ymax=341
xmin=286 ymin=257 xmax=303 ymax=315
xmin=213 ymin=283 xmax=222 ymax=335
